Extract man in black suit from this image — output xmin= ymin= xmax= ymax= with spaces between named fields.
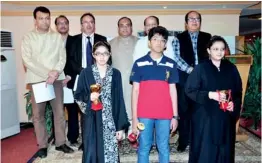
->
xmin=68 ymin=12 xmax=107 ymax=150
xmin=173 ymin=11 xmax=212 ymax=152
xmin=69 ymin=12 xmax=107 ymax=76
xmin=55 ymin=15 xmax=80 ymax=147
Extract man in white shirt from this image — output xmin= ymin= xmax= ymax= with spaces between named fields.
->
xmin=133 ymin=16 xmax=174 ymax=62
xmin=133 ymin=16 xmax=191 ymax=74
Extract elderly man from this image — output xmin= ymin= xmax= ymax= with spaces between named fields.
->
xmin=109 ymin=17 xmax=138 ymax=125
xmin=174 ymin=10 xmax=212 ymax=152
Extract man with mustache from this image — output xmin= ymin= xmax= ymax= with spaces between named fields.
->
xmin=21 ymin=6 xmax=74 ymax=158
xmin=55 ymin=15 xmax=80 ymax=148
xmin=109 ymin=17 xmax=138 ymax=139
xmin=174 ymin=10 xmax=212 ymax=152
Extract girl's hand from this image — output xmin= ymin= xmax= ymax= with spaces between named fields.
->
xmin=226 ymin=101 xmax=234 ymax=112
xmin=116 ymin=130 xmax=124 ymax=141
xmin=90 ymin=92 xmax=100 ymax=102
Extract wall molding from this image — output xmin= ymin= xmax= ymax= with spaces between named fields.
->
xmin=2 ymin=1 xmax=257 ymax=6
xmin=1 ymin=9 xmax=242 ymax=16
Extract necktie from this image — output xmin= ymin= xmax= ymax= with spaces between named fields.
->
xmin=86 ymin=36 xmax=93 ymax=66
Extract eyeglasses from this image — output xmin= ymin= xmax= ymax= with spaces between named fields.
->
xmin=211 ymin=48 xmax=225 ymax=52
xmin=188 ymin=17 xmax=201 ymax=22
xmin=94 ymin=52 xmax=110 ymax=57
xmin=151 ymin=37 xmax=167 ymax=44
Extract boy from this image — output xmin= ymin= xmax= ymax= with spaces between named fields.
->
xmin=130 ymin=26 xmax=179 ymax=163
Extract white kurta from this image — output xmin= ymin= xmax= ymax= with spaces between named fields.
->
xmin=109 ymin=35 xmax=138 ymax=120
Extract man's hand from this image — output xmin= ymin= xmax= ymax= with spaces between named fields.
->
xmin=48 ymin=70 xmax=59 ymax=79
xmin=189 ymin=67 xmax=194 ymax=73
xmin=46 ymin=76 xmax=56 ymax=85
xmin=62 ymin=75 xmax=72 ymax=87
xmin=170 ymin=118 xmax=178 ymax=133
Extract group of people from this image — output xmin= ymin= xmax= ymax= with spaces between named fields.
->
xmin=21 ymin=5 xmax=243 ymax=163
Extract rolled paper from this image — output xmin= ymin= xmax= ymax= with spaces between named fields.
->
xmin=137 ymin=122 xmax=145 ymax=130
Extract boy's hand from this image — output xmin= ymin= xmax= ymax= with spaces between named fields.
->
xmin=132 ymin=119 xmax=140 ymax=137
xmin=170 ymin=118 xmax=178 ymax=133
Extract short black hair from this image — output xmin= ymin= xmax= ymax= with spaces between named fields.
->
xmin=33 ymin=6 xmax=50 ymax=19
xmin=117 ymin=17 xmax=132 ymax=27
xmin=185 ymin=11 xmax=202 ymax=23
xmin=80 ymin=13 xmax=95 ymax=24
xmin=148 ymin=26 xmax=168 ymax=41
xmin=55 ymin=15 xmax=69 ymax=25
xmin=92 ymin=41 xmax=112 ymax=65
xmin=144 ymin=16 xmax=159 ymax=26
xmin=206 ymin=35 xmax=228 ymax=51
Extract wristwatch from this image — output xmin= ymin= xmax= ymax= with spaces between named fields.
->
xmin=172 ymin=115 xmax=180 ymax=120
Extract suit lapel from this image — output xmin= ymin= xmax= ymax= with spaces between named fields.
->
xmin=75 ymin=34 xmax=83 ymax=64
xmin=197 ymin=32 xmax=205 ymax=59
xmin=94 ymin=33 xmax=98 ymax=44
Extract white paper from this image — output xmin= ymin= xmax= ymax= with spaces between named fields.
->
xmin=63 ymin=87 xmax=74 ymax=104
xmin=32 ymin=82 xmax=56 ymax=103
xmin=73 ymin=75 xmax=79 ymax=91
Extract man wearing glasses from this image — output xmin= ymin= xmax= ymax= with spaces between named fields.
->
xmin=55 ymin=15 xmax=81 ymax=149
xmin=173 ymin=11 xmax=211 ymax=152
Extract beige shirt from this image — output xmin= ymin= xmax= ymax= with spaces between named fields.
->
xmin=109 ymin=35 xmax=138 ymax=120
xmin=21 ymin=29 xmax=66 ymax=84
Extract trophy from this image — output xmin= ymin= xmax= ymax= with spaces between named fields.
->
xmin=128 ymin=122 xmax=145 ymax=149
xmin=217 ymin=89 xmax=232 ymax=112
xmin=90 ymin=84 xmax=103 ymax=111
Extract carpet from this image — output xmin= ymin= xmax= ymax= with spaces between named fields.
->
xmin=32 ymin=128 xmax=261 ymax=163
xmin=1 ymin=128 xmax=38 ymax=163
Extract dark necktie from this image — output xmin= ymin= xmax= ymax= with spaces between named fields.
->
xmin=86 ymin=36 xmax=93 ymax=66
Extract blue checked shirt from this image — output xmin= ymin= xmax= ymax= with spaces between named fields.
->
xmin=189 ymin=32 xmax=199 ymax=65
xmin=172 ymin=37 xmax=192 ymax=74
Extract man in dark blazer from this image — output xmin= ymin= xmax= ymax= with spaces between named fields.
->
xmin=55 ymin=15 xmax=80 ymax=147
xmin=173 ymin=10 xmax=212 ymax=152
xmin=67 ymin=12 xmax=107 ymax=150
xmin=69 ymin=12 xmax=107 ymax=79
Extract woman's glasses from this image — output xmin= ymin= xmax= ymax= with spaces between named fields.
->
xmin=94 ymin=52 xmax=110 ymax=57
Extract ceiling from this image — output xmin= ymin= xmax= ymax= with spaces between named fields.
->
xmin=1 ymin=1 xmax=261 ymax=34
xmin=239 ymin=2 xmax=261 ymax=35
xmin=1 ymin=1 xmax=259 ymax=15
